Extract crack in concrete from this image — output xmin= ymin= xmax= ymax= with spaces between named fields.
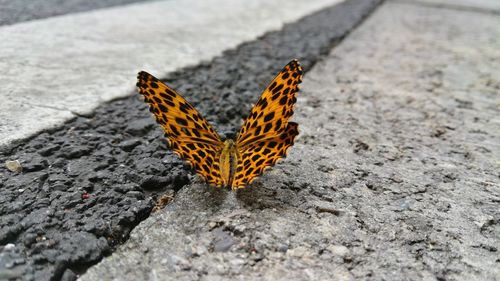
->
xmin=21 ymin=102 xmax=71 ymax=113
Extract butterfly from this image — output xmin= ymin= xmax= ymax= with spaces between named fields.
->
xmin=136 ymin=60 xmax=302 ymax=189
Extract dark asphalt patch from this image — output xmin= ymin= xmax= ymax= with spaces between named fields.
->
xmin=0 ymin=1 xmax=381 ymax=280
xmin=0 ymin=0 xmax=151 ymax=26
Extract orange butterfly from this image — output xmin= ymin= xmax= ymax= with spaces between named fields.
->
xmin=137 ymin=60 xmax=302 ymax=189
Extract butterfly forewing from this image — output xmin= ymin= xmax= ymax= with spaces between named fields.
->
xmin=231 ymin=60 xmax=302 ymax=188
xmin=137 ymin=71 xmax=224 ymax=186
xmin=236 ymin=60 xmax=303 ymax=148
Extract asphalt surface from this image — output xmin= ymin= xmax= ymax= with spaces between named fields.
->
xmin=0 ymin=1 xmax=381 ymax=280
xmin=0 ymin=0 xmax=151 ymax=26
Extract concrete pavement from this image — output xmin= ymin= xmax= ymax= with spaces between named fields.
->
xmin=80 ymin=1 xmax=500 ymax=280
xmin=0 ymin=0 xmax=342 ymax=149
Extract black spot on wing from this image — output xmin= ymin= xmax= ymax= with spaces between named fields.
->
xmin=175 ymin=117 xmax=188 ymax=126
xmin=264 ymin=112 xmax=275 ymax=122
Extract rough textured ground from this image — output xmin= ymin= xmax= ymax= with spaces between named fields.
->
xmin=0 ymin=1 xmax=380 ymax=280
xmin=81 ymin=1 xmax=500 ymax=280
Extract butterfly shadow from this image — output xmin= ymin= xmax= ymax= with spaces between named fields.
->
xmin=235 ymin=179 xmax=298 ymax=211
xmin=184 ymin=183 xmax=233 ymax=212
xmin=177 ymin=177 xmax=300 ymax=213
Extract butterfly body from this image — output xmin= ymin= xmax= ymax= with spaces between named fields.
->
xmin=219 ymin=139 xmax=239 ymax=188
xmin=137 ymin=60 xmax=303 ymax=189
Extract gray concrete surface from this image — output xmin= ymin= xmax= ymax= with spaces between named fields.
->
xmin=80 ymin=1 xmax=500 ymax=280
xmin=0 ymin=0 xmax=342 ymax=149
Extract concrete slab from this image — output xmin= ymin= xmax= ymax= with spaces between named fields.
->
xmin=80 ymin=1 xmax=500 ymax=281
xmin=0 ymin=0 xmax=342 ymax=149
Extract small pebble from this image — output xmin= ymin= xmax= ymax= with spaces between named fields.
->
xmin=5 ymin=160 xmax=22 ymax=173
xmin=327 ymin=245 xmax=350 ymax=257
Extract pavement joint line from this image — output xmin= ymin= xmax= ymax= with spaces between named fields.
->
xmin=392 ymin=0 xmax=500 ymax=15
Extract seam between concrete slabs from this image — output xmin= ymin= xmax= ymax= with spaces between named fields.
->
xmin=0 ymin=0 xmax=344 ymax=149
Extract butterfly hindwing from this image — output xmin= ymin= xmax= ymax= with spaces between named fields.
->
xmin=169 ymin=139 xmax=224 ymax=186
xmin=137 ymin=71 xmax=224 ymax=186
xmin=236 ymin=60 xmax=303 ymax=148
xmin=232 ymin=122 xmax=299 ymax=188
